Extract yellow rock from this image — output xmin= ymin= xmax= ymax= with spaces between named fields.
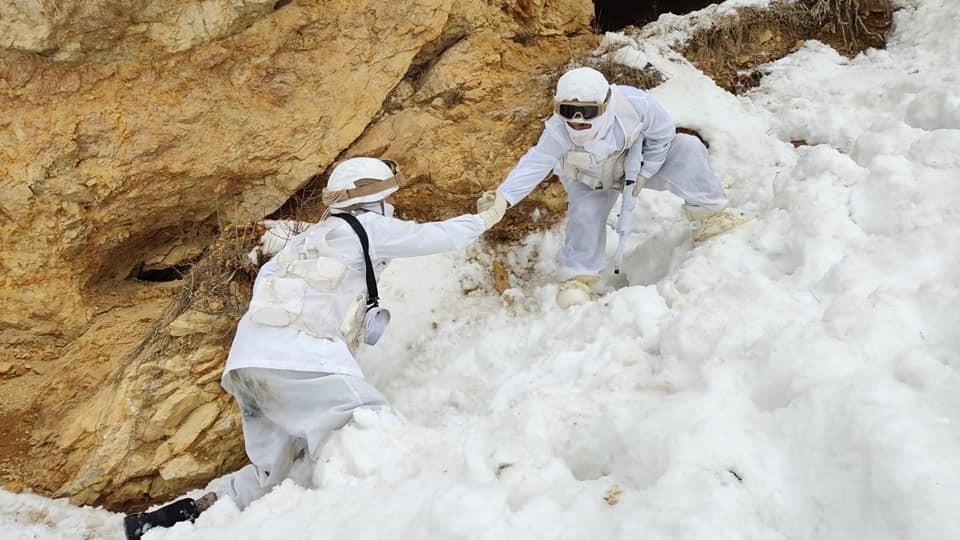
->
xmin=0 ymin=0 xmax=594 ymax=510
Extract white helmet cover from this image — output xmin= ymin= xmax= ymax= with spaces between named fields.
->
xmin=555 ymin=67 xmax=610 ymax=103
xmin=554 ymin=67 xmax=614 ymax=145
xmin=322 ymin=157 xmax=404 ymax=209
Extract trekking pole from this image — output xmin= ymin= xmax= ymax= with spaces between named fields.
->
xmin=614 ymin=181 xmax=636 ymax=274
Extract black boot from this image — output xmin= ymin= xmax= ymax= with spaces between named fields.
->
xmin=124 ymin=492 xmax=217 ymax=540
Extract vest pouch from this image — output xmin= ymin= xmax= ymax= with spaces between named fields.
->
xmin=578 ymin=172 xmax=605 ymax=190
xmin=339 ymin=292 xmax=366 ymax=351
xmin=249 ymin=235 xmax=351 ymax=335
xmin=290 ymin=256 xmax=353 ymax=339
xmin=562 ymin=151 xmax=602 ymax=189
xmin=248 ymin=275 xmax=307 ymax=327
xmin=566 ymin=151 xmax=595 ymax=170
xmin=284 ymin=254 xmax=348 ymax=291
xmin=563 ymin=149 xmax=627 ymax=191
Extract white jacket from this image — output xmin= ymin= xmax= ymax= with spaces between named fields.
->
xmin=225 ymin=212 xmax=485 ymax=377
xmin=497 ymin=85 xmax=676 ymax=205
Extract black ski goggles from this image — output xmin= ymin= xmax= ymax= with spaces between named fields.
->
xmin=554 ymin=100 xmax=608 ymax=123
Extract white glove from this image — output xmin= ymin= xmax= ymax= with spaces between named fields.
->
xmin=477 ymin=190 xmax=508 ymax=231
xmin=477 ymin=191 xmax=496 ymax=213
xmin=626 ymin=176 xmax=647 ymax=197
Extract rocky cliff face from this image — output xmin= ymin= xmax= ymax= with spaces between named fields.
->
xmin=0 ymin=0 xmax=594 ymax=510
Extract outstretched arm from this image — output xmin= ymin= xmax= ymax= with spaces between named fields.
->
xmin=495 ymin=125 xmax=567 ymax=206
xmin=366 ymin=214 xmax=486 ymax=260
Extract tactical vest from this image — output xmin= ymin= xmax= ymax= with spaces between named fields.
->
xmin=247 ymin=220 xmax=367 ymax=352
xmin=557 ymin=86 xmax=644 ymax=190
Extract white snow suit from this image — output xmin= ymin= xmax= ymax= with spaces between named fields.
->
xmin=213 ymin=211 xmax=485 ymax=508
xmin=497 ymin=85 xmax=727 ymax=280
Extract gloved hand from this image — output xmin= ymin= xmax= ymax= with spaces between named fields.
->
xmin=477 ymin=190 xmax=508 ymax=231
xmin=477 ymin=191 xmax=496 ymax=213
xmin=626 ymin=176 xmax=647 ymax=197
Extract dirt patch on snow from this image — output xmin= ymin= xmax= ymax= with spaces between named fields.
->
xmin=683 ymin=0 xmax=894 ymax=94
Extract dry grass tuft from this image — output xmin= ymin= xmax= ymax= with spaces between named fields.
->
xmin=681 ymin=0 xmax=893 ymax=94
xmin=172 ymin=220 xmax=261 ymax=319
xmin=803 ymin=0 xmax=892 ymax=51
xmin=511 ymin=30 xmax=537 ymax=47
xmin=119 ymin=222 xmax=261 ymax=368
xmin=681 ymin=0 xmax=893 ymax=93
xmin=566 ymin=56 xmax=666 ymax=91
xmin=440 ymin=86 xmax=466 ymax=108
xmin=112 ymin=218 xmax=262 ymax=414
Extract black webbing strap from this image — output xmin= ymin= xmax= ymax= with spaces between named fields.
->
xmin=330 ymin=213 xmax=379 ymax=308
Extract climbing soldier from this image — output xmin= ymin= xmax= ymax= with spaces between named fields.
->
xmin=477 ymin=66 xmax=748 ymax=307
xmin=124 ymin=157 xmax=507 ymax=539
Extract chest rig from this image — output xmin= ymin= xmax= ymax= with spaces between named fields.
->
xmin=557 ymin=86 xmax=644 ymax=190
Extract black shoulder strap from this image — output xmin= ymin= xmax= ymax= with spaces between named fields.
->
xmin=330 ymin=213 xmax=379 ymax=308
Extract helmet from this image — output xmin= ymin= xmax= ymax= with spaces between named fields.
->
xmin=322 ymin=157 xmax=404 ymax=209
xmin=555 ymin=67 xmax=609 ymax=103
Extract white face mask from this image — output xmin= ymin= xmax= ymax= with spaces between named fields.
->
xmin=564 ymin=108 xmax=615 ymax=147
xmin=566 ymin=121 xmax=601 ymax=146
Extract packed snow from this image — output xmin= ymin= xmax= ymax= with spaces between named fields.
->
xmin=3 ymin=0 xmax=959 ymax=538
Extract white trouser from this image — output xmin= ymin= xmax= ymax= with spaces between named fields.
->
xmin=213 ymin=367 xmax=388 ymax=509
xmin=557 ymin=134 xmax=727 ymax=280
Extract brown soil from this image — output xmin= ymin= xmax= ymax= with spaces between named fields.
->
xmin=0 ymin=410 xmax=36 ymax=494
xmin=682 ymin=0 xmax=894 ymax=94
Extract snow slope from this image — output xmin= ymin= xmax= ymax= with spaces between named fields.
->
xmin=3 ymin=0 xmax=958 ymax=538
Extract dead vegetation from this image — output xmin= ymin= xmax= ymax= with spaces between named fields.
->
xmin=110 ymin=219 xmax=259 ymax=401
xmin=117 ymin=220 xmax=260 ymax=387
xmin=511 ymin=30 xmax=537 ymax=47
xmin=682 ymin=0 xmax=893 ymax=93
xmin=804 ymin=0 xmax=892 ymax=51
xmin=171 ymin=222 xmax=260 ymax=319
xmin=573 ymin=56 xmax=665 ymax=90
xmin=440 ymin=86 xmax=466 ymax=108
